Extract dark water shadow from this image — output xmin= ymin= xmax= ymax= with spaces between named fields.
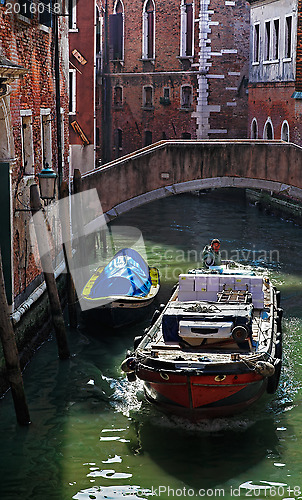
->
xmin=126 ymin=402 xmax=281 ymax=491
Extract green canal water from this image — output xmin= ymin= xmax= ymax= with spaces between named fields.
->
xmin=1 ymin=191 xmax=302 ymax=500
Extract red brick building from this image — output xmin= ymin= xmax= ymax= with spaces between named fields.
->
xmin=0 ymin=1 xmax=69 ymax=311
xmin=68 ymin=0 xmax=97 ymax=173
xmin=97 ymin=0 xmax=250 ymax=163
xmin=248 ymin=0 xmax=302 ymax=144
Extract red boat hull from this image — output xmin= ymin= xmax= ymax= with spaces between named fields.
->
xmin=137 ymin=367 xmax=267 ymax=419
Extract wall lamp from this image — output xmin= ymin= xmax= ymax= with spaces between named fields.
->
xmin=38 ymin=164 xmax=57 ymax=202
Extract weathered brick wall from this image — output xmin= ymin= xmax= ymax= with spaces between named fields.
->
xmin=248 ymin=82 xmax=300 ymax=141
xmin=69 ymin=0 xmax=96 ymax=172
xmin=98 ymin=0 xmax=250 ymax=162
xmin=207 ymin=0 xmax=250 ymax=138
xmin=247 ymin=0 xmax=302 ymax=145
xmin=296 ymin=0 xmax=302 ymax=91
xmin=0 ymin=5 xmax=69 ymax=307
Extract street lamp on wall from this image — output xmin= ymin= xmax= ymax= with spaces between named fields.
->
xmin=38 ymin=164 xmax=57 ymax=202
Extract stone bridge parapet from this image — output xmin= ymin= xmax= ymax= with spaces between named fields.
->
xmin=81 ymin=140 xmax=302 ymax=218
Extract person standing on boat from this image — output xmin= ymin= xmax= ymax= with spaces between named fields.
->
xmin=202 ymin=239 xmax=222 ymax=267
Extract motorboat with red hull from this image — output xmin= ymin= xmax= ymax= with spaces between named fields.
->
xmin=122 ymin=264 xmax=283 ymax=419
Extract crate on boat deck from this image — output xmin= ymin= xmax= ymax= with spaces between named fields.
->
xmin=179 ymin=274 xmax=195 ymax=291
xmin=249 ymin=276 xmax=264 ymax=309
xmin=195 ymin=290 xmax=218 ymax=301
xmin=249 ymin=276 xmax=263 ymax=289
xmin=207 ymin=275 xmax=221 ymax=292
xmin=195 ymin=275 xmax=208 ymax=292
xmin=219 ymin=276 xmax=235 ymax=291
xmin=178 ymin=290 xmax=198 ymax=301
xmin=234 ymin=277 xmax=251 ymax=291
xmin=251 ymin=291 xmax=264 ymax=309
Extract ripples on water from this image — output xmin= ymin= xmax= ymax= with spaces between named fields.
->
xmin=1 ymin=191 xmax=302 ymax=500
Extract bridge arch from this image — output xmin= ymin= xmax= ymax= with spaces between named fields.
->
xmin=81 ymin=140 xmax=302 ymax=219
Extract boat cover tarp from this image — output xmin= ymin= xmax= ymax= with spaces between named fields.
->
xmin=86 ymin=248 xmax=152 ymax=299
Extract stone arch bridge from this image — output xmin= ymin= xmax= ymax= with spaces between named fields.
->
xmin=81 ymin=140 xmax=302 ymax=219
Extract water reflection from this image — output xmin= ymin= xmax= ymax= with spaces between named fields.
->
xmin=1 ymin=191 xmax=302 ymax=500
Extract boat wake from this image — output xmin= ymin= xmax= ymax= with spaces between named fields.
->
xmin=103 ymin=375 xmax=144 ymax=416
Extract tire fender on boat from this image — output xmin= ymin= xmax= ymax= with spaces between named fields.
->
xmin=274 ymin=339 xmax=282 ymax=360
xmin=276 ymin=308 xmax=283 ymax=332
xmin=266 ymin=358 xmax=282 ymax=394
xmin=121 ymin=357 xmax=137 ymax=373
xmin=275 ymin=290 xmax=281 ymax=308
xmin=254 ymin=361 xmax=275 ymax=377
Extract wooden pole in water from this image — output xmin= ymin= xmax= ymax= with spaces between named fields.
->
xmin=72 ymin=169 xmax=88 ymax=289
xmin=0 ymin=250 xmax=31 ymax=425
xmin=30 ymin=184 xmax=70 ymax=360
xmin=60 ymin=181 xmax=78 ymax=328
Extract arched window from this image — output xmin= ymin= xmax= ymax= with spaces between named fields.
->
xmin=251 ymin=118 xmax=258 ymax=139
xmin=263 ymin=119 xmax=274 ymax=140
xmin=180 ymin=0 xmax=194 ymax=57
xmin=281 ymin=121 xmax=289 ymax=142
xmin=142 ymin=0 xmax=155 ymax=59
xmin=109 ymin=0 xmax=124 ymax=60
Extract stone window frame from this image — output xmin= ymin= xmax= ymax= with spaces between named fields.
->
xmin=179 ymin=0 xmax=194 ymax=60
xmin=68 ymin=0 xmax=78 ymax=31
xmin=142 ymin=0 xmax=156 ymax=61
xmin=284 ymin=15 xmax=293 ymax=61
xmin=69 ymin=69 xmax=76 ymax=115
xmin=263 ymin=16 xmax=280 ymax=64
xmin=180 ymin=84 xmax=193 ymax=110
xmin=250 ymin=118 xmax=258 ymax=139
xmin=109 ymin=0 xmax=124 ymax=63
xmin=113 ymin=0 xmax=125 ymax=61
xmin=20 ymin=109 xmax=35 ymax=176
xmin=40 ymin=108 xmax=52 ymax=169
xmin=114 ymin=85 xmax=123 ymax=107
xmin=264 ymin=19 xmax=271 ymax=62
xmin=252 ymin=22 xmax=260 ymax=65
xmin=142 ymin=85 xmax=154 ymax=109
xmin=263 ymin=118 xmax=274 ymax=140
xmin=281 ymin=120 xmax=290 ymax=142
xmin=272 ymin=17 xmax=280 ymax=62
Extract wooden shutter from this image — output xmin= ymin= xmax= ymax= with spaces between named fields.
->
xmin=186 ymin=4 xmax=193 ymax=56
xmin=147 ymin=11 xmax=154 ymax=58
xmin=109 ymin=13 xmax=123 ymax=60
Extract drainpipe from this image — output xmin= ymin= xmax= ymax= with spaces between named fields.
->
xmin=102 ymin=0 xmax=112 ymax=163
xmin=53 ymin=12 xmax=63 ymax=190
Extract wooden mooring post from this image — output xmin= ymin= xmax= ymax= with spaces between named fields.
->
xmin=30 ymin=184 xmax=70 ymax=360
xmin=60 ymin=181 xmax=78 ymax=328
xmin=0 ymin=250 xmax=31 ymax=425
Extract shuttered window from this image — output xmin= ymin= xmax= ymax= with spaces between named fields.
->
xmin=143 ymin=0 xmax=155 ymax=60
xmin=185 ymin=3 xmax=193 ymax=56
xmin=109 ymin=13 xmax=123 ymax=60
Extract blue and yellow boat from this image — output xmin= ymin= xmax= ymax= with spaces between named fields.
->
xmin=81 ymin=248 xmax=160 ymax=328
